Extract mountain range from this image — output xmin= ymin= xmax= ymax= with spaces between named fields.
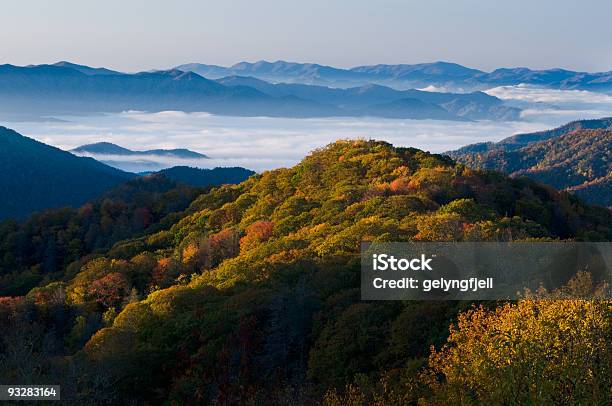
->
xmin=448 ymin=118 xmax=612 ymax=206
xmin=216 ymin=76 xmax=519 ymax=120
xmin=0 ymin=63 xmax=338 ymax=119
xmin=0 ymin=62 xmax=520 ymax=121
xmin=177 ymin=60 xmax=612 ymax=93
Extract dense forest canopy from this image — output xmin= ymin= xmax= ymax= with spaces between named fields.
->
xmin=0 ymin=139 xmax=610 ymax=404
xmin=0 ymin=175 xmax=204 ymax=296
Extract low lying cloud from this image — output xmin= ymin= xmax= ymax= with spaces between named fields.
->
xmin=71 ymin=152 xmax=213 ymax=173
xmin=8 ymin=112 xmax=549 ymax=172
xmin=5 ymin=85 xmax=612 ymax=172
xmin=485 ymin=84 xmax=612 ymax=106
xmin=484 ymin=84 xmax=612 ymax=126
xmin=416 ymin=85 xmax=469 ymax=93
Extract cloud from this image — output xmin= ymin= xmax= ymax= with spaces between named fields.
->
xmin=483 ymin=84 xmax=612 ymax=126
xmin=6 ymin=85 xmax=612 ymax=172
xmin=7 ymin=112 xmax=549 ymax=172
xmin=485 ymin=84 xmax=612 ymax=105
xmin=416 ymin=85 xmax=471 ymax=94
xmin=71 ymin=152 xmax=213 ymax=173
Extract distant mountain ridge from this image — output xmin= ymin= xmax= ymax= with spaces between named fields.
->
xmin=177 ymin=60 xmax=612 ymax=93
xmin=72 ymin=142 xmax=209 ymax=159
xmin=216 ymin=76 xmax=520 ymax=120
xmin=0 ymin=64 xmax=341 ymax=119
xmin=357 ymin=98 xmax=460 ymax=120
xmin=0 ymin=62 xmax=522 ymax=121
xmin=52 ymin=61 xmax=122 ymax=76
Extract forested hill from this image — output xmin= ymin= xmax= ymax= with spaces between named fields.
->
xmin=451 ymin=129 xmax=611 ymax=206
xmin=2 ymin=140 xmax=609 ymax=404
xmin=0 ymin=127 xmax=134 ymax=219
xmin=448 ymin=118 xmax=612 ymax=206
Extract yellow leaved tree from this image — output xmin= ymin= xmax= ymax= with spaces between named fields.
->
xmin=426 ymin=273 xmax=610 ymax=405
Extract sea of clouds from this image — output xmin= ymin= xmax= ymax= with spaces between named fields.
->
xmin=6 ymin=85 xmax=612 ymax=173
xmin=485 ymin=84 xmax=612 ymax=123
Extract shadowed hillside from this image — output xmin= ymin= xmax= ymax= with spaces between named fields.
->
xmin=0 ymin=127 xmax=133 ymax=219
xmin=158 ymin=166 xmax=255 ymax=187
xmin=0 ymin=174 xmax=204 ymax=296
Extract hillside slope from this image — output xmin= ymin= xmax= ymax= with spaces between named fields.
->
xmin=448 ymin=119 xmax=612 ymax=206
xmin=79 ymin=141 xmax=612 ymax=402
xmin=3 ymin=140 xmax=608 ymax=403
xmin=0 ymin=127 xmax=134 ymax=219
xmin=0 ymin=174 xmax=204 ymax=296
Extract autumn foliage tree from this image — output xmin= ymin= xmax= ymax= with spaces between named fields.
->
xmin=240 ymin=220 xmax=274 ymax=252
xmin=425 ymin=277 xmax=611 ymax=405
xmin=87 ymin=272 xmax=129 ymax=308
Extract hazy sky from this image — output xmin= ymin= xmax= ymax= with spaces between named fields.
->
xmin=3 ymin=0 xmax=611 ymax=72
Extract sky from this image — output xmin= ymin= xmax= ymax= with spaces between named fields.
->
xmin=2 ymin=0 xmax=612 ymax=73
